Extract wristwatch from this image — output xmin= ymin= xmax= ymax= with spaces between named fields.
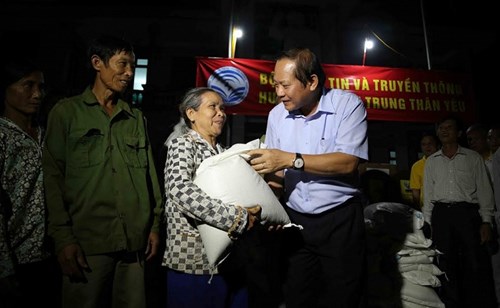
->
xmin=292 ymin=153 xmax=304 ymax=170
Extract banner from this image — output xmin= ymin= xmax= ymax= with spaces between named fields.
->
xmin=196 ymin=57 xmax=477 ymax=123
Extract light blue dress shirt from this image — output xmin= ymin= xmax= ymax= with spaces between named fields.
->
xmin=265 ymin=88 xmax=369 ymax=214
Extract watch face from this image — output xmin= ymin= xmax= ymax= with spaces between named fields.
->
xmin=294 ymin=158 xmax=304 ymax=168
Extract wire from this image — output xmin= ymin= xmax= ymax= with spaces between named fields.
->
xmin=364 ymin=24 xmax=411 ymax=62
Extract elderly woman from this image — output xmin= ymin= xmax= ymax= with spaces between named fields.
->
xmin=162 ymin=87 xmax=261 ymax=308
xmin=0 ymin=57 xmax=60 ymax=307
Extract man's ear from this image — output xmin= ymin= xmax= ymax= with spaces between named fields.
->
xmin=91 ymin=55 xmax=102 ymax=71
xmin=309 ymin=74 xmax=319 ymax=91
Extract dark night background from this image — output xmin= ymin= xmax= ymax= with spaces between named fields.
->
xmin=1 ymin=1 xmax=497 ymax=306
xmin=1 ymin=0 xmax=498 ymax=168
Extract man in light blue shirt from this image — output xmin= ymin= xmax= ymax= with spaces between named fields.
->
xmin=247 ymin=47 xmax=368 ymax=308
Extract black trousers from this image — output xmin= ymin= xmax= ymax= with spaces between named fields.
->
xmin=431 ymin=202 xmax=497 ymax=308
xmin=218 ymin=224 xmax=286 ymax=308
xmin=282 ymin=198 xmax=366 ymax=308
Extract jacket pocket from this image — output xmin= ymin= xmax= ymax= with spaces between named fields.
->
xmin=122 ymin=136 xmax=148 ymax=168
xmin=68 ymin=129 xmax=104 ymax=168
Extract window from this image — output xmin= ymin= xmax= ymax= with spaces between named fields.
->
xmin=133 ymin=58 xmax=148 ymax=91
xmin=132 ymin=58 xmax=148 ymax=106
xmin=389 ymin=150 xmax=397 ymax=165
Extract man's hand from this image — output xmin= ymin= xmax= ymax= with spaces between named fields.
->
xmin=480 ymin=223 xmax=493 ymax=244
xmin=145 ymin=232 xmax=160 ymax=261
xmin=58 ymin=243 xmax=89 ymax=282
xmin=247 ymin=149 xmax=290 ymax=174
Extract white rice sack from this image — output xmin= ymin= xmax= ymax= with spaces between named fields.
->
xmin=401 ymin=279 xmax=445 ymax=308
xmin=398 ymin=248 xmax=440 ymax=259
xmin=402 ymin=299 xmax=437 ymax=308
xmin=194 ymin=139 xmax=291 ymax=266
xmin=399 ymin=263 xmax=444 ymax=276
xmin=397 ymin=254 xmax=434 ymax=264
xmin=401 ymin=270 xmax=442 ymax=287
xmin=404 ymin=231 xmax=433 ymax=249
xmin=413 ymin=210 xmax=425 ymax=231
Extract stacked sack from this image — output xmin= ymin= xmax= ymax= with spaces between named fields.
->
xmin=397 ymin=210 xmax=445 ymax=308
xmin=364 ymin=202 xmax=416 ymax=308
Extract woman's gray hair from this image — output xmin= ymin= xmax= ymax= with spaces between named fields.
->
xmin=165 ymin=117 xmax=190 ymax=145
xmin=179 ymin=87 xmax=220 ymax=128
xmin=165 ymin=87 xmax=220 ymax=145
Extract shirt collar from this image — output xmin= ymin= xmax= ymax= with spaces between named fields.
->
xmin=81 ymin=86 xmax=135 ymax=118
xmin=287 ymin=88 xmax=332 ymax=119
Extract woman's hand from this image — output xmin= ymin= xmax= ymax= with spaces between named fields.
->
xmin=245 ymin=205 xmax=262 ymax=230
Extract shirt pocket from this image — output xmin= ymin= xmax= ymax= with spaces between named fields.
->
xmin=68 ymin=129 xmax=104 ymax=168
xmin=121 ymin=135 xmax=148 ymax=168
xmin=455 ymin=167 xmax=475 ymax=191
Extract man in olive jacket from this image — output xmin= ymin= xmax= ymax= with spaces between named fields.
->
xmin=43 ymin=35 xmax=163 ymax=308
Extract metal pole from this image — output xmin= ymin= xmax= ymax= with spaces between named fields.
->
xmin=228 ymin=0 xmax=234 ymax=58
xmin=362 ymin=38 xmax=367 ymax=66
xmin=231 ymin=32 xmax=237 ymax=58
xmin=420 ymin=0 xmax=431 ymax=70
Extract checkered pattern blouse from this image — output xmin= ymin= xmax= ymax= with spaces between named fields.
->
xmin=161 ymin=130 xmax=248 ymax=274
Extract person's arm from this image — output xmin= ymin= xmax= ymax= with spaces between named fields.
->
xmin=249 ymin=149 xmax=359 ymax=176
xmin=0 ymin=216 xmax=15 ymax=277
xmin=494 ymin=150 xmax=500 ymax=209
xmin=251 ymin=90 xmax=367 ymax=177
xmin=165 ymin=137 xmax=249 ymax=235
xmin=42 ymin=103 xmax=78 ymax=254
xmin=43 ymin=101 xmax=89 ymax=278
xmin=475 ymin=156 xmax=495 ymax=225
xmin=0 ymin=150 xmax=15 ymax=281
xmin=411 ymin=189 xmax=421 ymax=208
xmin=0 ymin=192 xmax=18 ymax=287
xmin=57 ymin=243 xmax=88 ymax=281
xmin=409 ymin=161 xmax=423 ymax=209
xmin=422 ymin=158 xmax=434 ymax=225
xmin=0 ymin=200 xmax=19 ymax=293
xmin=474 ymin=155 xmax=495 ymax=244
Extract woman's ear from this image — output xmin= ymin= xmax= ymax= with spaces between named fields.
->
xmin=186 ymin=108 xmax=196 ymax=123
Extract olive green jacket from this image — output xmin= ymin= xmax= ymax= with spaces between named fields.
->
xmin=43 ymin=87 xmax=163 ymax=255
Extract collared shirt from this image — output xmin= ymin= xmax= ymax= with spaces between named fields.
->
xmin=162 ymin=130 xmax=246 ymax=274
xmin=43 ymin=86 xmax=163 ymax=255
xmin=485 ymin=154 xmax=493 ymax=185
xmin=0 ymin=117 xmax=49 ymax=278
xmin=265 ymin=88 xmax=369 ymax=214
xmin=422 ymin=145 xmax=494 ymax=224
xmin=493 ymin=149 xmax=500 ymax=209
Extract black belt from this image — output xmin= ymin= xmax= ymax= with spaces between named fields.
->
xmin=433 ymin=201 xmax=478 ymax=209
